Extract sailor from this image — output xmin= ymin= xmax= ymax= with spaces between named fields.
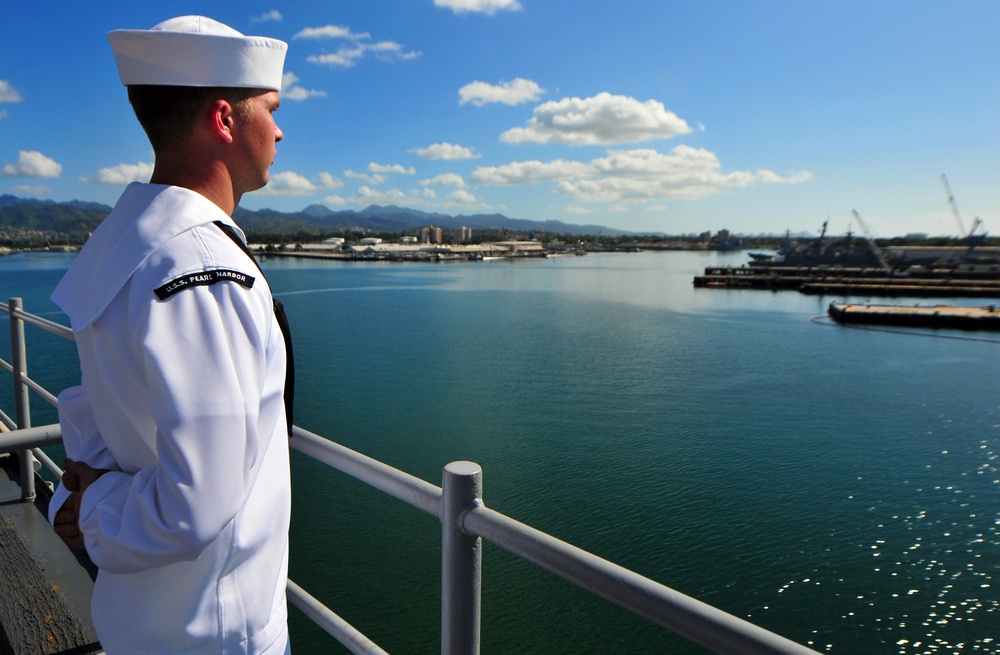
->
xmin=48 ymin=16 xmax=293 ymax=654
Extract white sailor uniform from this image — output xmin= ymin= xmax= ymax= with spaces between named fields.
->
xmin=51 ymin=182 xmax=291 ymax=654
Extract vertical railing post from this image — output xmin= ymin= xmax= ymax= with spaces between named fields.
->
xmin=8 ymin=297 xmax=35 ymax=501
xmin=441 ymin=461 xmax=482 ymax=655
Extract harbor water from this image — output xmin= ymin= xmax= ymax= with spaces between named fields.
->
xmin=2 ymin=250 xmax=998 ymax=654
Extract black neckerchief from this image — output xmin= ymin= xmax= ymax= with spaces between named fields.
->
xmin=214 ymin=221 xmax=295 ymax=438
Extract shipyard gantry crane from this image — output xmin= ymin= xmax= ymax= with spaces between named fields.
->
xmin=941 ymin=173 xmax=985 ymax=247
xmin=851 ymin=209 xmax=892 ymax=270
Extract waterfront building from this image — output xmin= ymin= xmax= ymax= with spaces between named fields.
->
xmin=421 ymin=226 xmax=443 ymax=244
xmin=495 ymin=240 xmax=546 ymax=255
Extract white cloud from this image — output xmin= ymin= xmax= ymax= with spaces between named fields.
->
xmin=346 ymin=178 xmax=492 ymax=211
xmin=298 ymin=25 xmax=420 ymax=68
xmin=316 ymin=172 xmax=344 ymax=189
xmin=369 ymin=163 xmax=415 ymax=175
xmin=323 ymin=194 xmax=347 ymax=205
xmin=307 ymin=49 xmax=365 ymax=68
xmin=294 ymin=25 xmax=369 ymax=40
xmin=354 ymin=185 xmax=409 ymax=205
xmin=565 ymin=205 xmax=593 ymax=215
xmin=421 ymin=173 xmax=466 ymax=188
xmin=450 ymin=189 xmax=478 ymax=204
xmin=368 ymin=41 xmax=414 ymax=58
xmin=84 ymin=161 xmax=151 ymax=184
xmin=412 ymin=142 xmax=479 ymax=160
xmin=256 ymin=170 xmax=347 ymax=196
xmin=473 ymin=146 xmax=812 ymax=205
xmin=442 ymin=190 xmax=492 ymax=211
xmin=2 ymin=151 xmax=62 ymax=178
xmin=758 ymin=169 xmax=813 ymax=184
xmin=435 ymin=0 xmax=522 ymax=15
xmin=459 ymin=78 xmax=544 ymax=107
xmin=501 ymin=92 xmax=691 ymax=146
xmin=308 ymin=41 xmax=420 ymax=67
xmin=282 ymin=86 xmax=325 ymax=101
xmin=555 ymin=147 xmax=753 ymax=203
xmin=344 ymin=170 xmax=387 ymax=185
xmin=0 ymin=80 xmax=23 ymax=103
xmin=281 ymin=72 xmax=327 ymax=101
xmin=256 ymin=171 xmax=319 ymax=195
xmin=9 ymin=184 xmax=52 ymax=196
xmin=251 ymin=10 xmax=282 ymax=23
xmin=350 ymin=185 xmax=483 ymax=209
xmin=471 ymin=159 xmax=591 ymax=186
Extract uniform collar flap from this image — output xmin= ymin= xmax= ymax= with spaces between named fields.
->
xmin=52 ymin=183 xmax=236 ymax=328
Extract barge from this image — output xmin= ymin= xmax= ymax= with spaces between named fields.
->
xmin=827 ymin=302 xmax=1000 ymax=331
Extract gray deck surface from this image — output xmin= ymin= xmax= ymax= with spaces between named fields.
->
xmin=0 ymin=454 xmax=101 ymax=655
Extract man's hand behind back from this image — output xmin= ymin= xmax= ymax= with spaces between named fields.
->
xmin=55 ymin=459 xmax=110 ymax=549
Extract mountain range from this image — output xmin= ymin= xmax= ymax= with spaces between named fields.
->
xmin=0 ymin=194 xmax=630 ymax=238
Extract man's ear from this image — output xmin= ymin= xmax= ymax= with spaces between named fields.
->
xmin=209 ymin=99 xmax=236 ymax=144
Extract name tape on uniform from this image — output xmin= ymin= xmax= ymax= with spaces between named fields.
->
xmin=155 ymin=269 xmax=255 ymax=300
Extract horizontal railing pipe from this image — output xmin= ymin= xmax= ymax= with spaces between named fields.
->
xmin=290 ymin=426 xmax=442 ymax=518
xmin=19 ymin=373 xmax=60 ymax=408
xmin=0 ymin=422 xmax=63 ymax=452
xmin=0 ymin=302 xmax=75 ymax=341
xmin=0 ymin=406 xmax=14 ymax=431
xmin=286 ymin=580 xmax=389 ymax=655
xmin=463 ymin=505 xmax=818 ymax=655
xmin=32 ymin=446 xmax=63 ymax=479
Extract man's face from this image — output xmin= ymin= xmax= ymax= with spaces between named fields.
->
xmin=232 ymin=90 xmax=283 ymax=194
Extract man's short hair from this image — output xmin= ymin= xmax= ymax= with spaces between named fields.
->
xmin=126 ymin=85 xmax=259 ymax=153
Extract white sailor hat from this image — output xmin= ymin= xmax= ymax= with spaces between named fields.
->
xmin=107 ymin=16 xmax=287 ymax=90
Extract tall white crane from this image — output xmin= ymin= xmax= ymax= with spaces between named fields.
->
xmin=851 ymin=209 xmax=891 ymax=270
xmin=941 ymin=174 xmax=983 ymax=241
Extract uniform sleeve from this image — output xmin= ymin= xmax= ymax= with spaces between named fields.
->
xmin=49 ymin=385 xmax=119 ymax=525
xmin=77 ymin=278 xmax=277 ymax=573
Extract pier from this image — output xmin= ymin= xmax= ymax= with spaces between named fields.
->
xmin=827 ymin=302 xmax=1000 ymax=331
xmin=694 ymin=265 xmax=1000 ymax=298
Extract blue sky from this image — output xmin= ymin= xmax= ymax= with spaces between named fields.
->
xmin=3 ymin=1 xmax=1000 ymax=237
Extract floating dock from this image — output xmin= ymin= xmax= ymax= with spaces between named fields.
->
xmin=694 ymin=265 xmax=1000 ymax=298
xmin=827 ymin=302 xmax=1000 ymax=331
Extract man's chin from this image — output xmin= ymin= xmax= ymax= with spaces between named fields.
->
xmin=246 ymin=175 xmax=270 ymax=195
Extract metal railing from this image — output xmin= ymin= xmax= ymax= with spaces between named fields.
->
xmin=1 ymin=297 xmax=820 ymax=655
xmin=1 ymin=297 xmax=75 ymax=501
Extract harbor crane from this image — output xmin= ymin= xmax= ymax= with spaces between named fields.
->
xmin=941 ymin=174 xmax=985 ymax=246
xmin=851 ymin=209 xmax=892 ymax=270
